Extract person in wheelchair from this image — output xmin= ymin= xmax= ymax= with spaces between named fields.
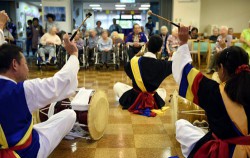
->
xmin=111 ymin=31 xmax=124 ymax=46
xmin=72 ymin=29 xmax=85 ymax=65
xmin=98 ymin=30 xmax=113 ymax=67
xmin=88 ymin=29 xmax=99 ymax=62
xmin=125 ymin=23 xmax=147 ymax=60
xmin=38 ymin=26 xmax=61 ymax=64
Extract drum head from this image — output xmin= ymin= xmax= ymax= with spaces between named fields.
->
xmin=87 ymin=90 xmax=109 ymax=140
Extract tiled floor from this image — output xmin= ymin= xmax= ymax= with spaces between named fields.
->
xmin=27 ymin=57 xmax=210 ymax=158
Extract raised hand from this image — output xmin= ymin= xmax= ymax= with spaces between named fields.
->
xmin=178 ymin=26 xmax=189 ymax=46
xmin=63 ymin=34 xmax=78 ymax=57
xmin=0 ymin=10 xmax=9 ymax=30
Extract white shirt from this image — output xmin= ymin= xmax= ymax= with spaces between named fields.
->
xmin=143 ymin=52 xmax=157 ymax=59
xmin=172 ymin=44 xmax=192 ymax=85
xmin=0 ymin=55 xmax=79 ymax=113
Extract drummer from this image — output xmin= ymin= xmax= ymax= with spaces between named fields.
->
xmin=113 ymin=35 xmax=172 ymax=117
xmin=0 ymin=12 xmax=80 ymax=158
xmin=173 ymin=26 xmax=250 ymax=157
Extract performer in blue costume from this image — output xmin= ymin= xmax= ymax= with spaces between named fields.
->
xmin=0 ymin=10 xmax=80 ymax=158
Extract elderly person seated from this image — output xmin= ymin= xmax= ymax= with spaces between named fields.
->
xmin=209 ymin=27 xmax=219 ymax=43
xmin=72 ymin=29 xmax=84 ymax=65
xmin=166 ymin=27 xmax=179 ymax=59
xmin=98 ymin=30 xmax=113 ymax=66
xmin=38 ymin=26 xmax=61 ymax=64
xmin=228 ymin=27 xmax=236 ymax=39
xmin=160 ymin=26 xmax=169 ymax=59
xmin=190 ymin=27 xmax=199 ymax=39
xmin=111 ymin=31 xmax=123 ymax=46
xmin=87 ymin=29 xmax=99 ymax=61
xmin=207 ymin=26 xmax=232 ymax=74
xmin=125 ymin=23 xmax=147 ymax=60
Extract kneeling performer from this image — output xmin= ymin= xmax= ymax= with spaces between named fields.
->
xmin=114 ymin=35 xmax=172 ymax=117
xmin=0 ymin=31 xmax=79 ymax=157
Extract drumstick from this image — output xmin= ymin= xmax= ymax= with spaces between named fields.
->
xmin=147 ymin=10 xmax=180 ymax=28
xmin=70 ymin=12 xmax=92 ymax=41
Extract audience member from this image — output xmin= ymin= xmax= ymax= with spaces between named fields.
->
xmin=166 ymin=27 xmax=179 ymax=58
xmin=7 ymin=18 xmax=17 ymax=42
xmin=145 ymin=17 xmax=155 ymax=37
xmin=109 ymin=18 xmax=122 ymax=33
xmin=44 ymin=13 xmax=59 ymax=33
xmin=160 ymin=26 xmax=169 ymax=59
xmin=3 ymin=23 xmax=14 ymax=43
xmin=88 ymin=29 xmax=99 ymax=61
xmin=125 ymin=24 xmax=147 ymax=59
xmin=39 ymin=26 xmax=61 ymax=64
xmin=207 ymin=26 xmax=232 ymax=74
xmin=111 ymin=31 xmax=123 ymax=46
xmin=98 ymin=30 xmax=113 ymax=66
xmin=228 ymin=27 xmax=236 ymax=39
xmin=190 ymin=27 xmax=199 ymax=39
xmin=240 ymin=20 xmax=250 ymax=57
xmin=72 ymin=29 xmax=85 ymax=65
xmin=31 ymin=18 xmax=44 ymax=56
xmin=26 ymin=20 xmax=33 ymax=56
xmin=0 ymin=10 xmax=9 ymax=46
xmin=95 ymin=21 xmax=103 ymax=37
xmin=209 ymin=27 xmax=219 ymax=43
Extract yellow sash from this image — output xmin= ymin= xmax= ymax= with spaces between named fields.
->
xmin=130 ymin=56 xmax=147 ymax=92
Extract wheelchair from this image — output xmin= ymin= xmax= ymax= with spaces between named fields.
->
xmin=94 ymin=44 xmax=120 ymax=70
xmin=64 ymin=46 xmax=91 ymax=69
xmin=36 ymin=44 xmax=67 ymax=70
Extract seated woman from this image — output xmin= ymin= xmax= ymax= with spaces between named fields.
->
xmin=111 ymin=31 xmax=124 ymax=55
xmin=207 ymin=26 xmax=233 ymax=74
xmin=98 ymin=30 xmax=112 ymax=66
xmin=160 ymin=26 xmax=169 ymax=60
xmin=38 ymin=26 xmax=61 ymax=64
xmin=166 ymin=27 xmax=179 ymax=60
xmin=173 ymin=26 xmax=250 ymax=158
xmin=72 ymin=29 xmax=84 ymax=64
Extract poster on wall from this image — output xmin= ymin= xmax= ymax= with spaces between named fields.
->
xmin=44 ymin=7 xmax=66 ymax=21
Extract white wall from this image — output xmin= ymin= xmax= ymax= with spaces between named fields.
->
xmin=16 ymin=2 xmax=40 ymax=38
xmin=73 ymin=1 xmax=83 ymax=29
xmin=42 ymin=0 xmax=72 ymax=32
xmin=173 ymin=0 xmax=201 ymax=29
xmin=200 ymin=0 xmax=250 ymax=34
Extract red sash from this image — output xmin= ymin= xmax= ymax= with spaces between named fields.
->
xmin=194 ymin=133 xmax=250 ymax=158
xmin=128 ymin=89 xmax=158 ymax=117
xmin=0 ymin=134 xmax=32 ymax=158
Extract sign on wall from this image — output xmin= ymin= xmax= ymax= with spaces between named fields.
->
xmin=44 ymin=6 xmax=66 ymax=21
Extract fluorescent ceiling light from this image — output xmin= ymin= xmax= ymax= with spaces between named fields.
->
xmin=141 ymin=4 xmax=150 ymax=7
xmin=139 ymin=7 xmax=149 ymax=10
xmin=92 ymin=7 xmax=102 ymax=10
xmin=120 ymin=0 xmax=135 ymax=3
xmin=115 ymin=4 xmax=126 ymax=7
xmin=89 ymin=4 xmax=100 ymax=7
xmin=116 ymin=7 xmax=125 ymax=10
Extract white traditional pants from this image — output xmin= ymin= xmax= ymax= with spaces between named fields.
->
xmin=176 ymin=119 xmax=206 ymax=158
xmin=113 ymin=82 xmax=167 ymax=100
xmin=34 ymin=109 xmax=76 ymax=158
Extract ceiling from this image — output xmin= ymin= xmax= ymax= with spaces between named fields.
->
xmin=82 ymin=2 xmax=151 ymax=11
